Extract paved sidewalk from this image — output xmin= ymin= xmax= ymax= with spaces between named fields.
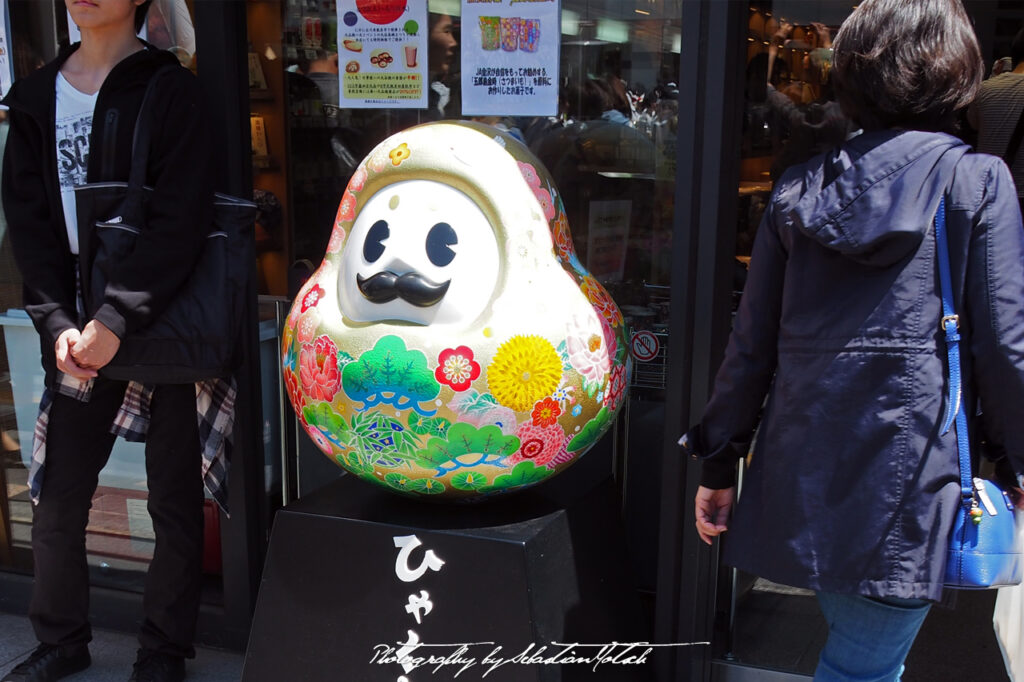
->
xmin=0 ymin=613 xmax=244 ymax=681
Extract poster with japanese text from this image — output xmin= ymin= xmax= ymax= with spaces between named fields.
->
xmin=336 ymin=0 xmax=428 ymax=109
xmin=461 ymin=0 xmax=560 ymax=116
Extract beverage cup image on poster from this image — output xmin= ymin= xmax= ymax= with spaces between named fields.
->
xmin=337 ymin=0 xmax=428 ymax=108
xmin=280 ymin=121 xmax=631 ymax=501
xmin=462 ymin=0 xmax=560 ymax=116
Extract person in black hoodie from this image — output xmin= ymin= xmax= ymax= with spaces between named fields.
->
xmin=0 ymin=1 xmax=213 ymax=681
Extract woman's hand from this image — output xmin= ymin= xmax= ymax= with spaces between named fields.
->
xmin=695 ymin=485 xmax=735 ymax=545
xmin=55 ymin=328 xmax=98 ymax=381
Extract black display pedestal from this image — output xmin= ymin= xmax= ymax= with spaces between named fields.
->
xmin=241 ymin=473 xmax=651 ymax=682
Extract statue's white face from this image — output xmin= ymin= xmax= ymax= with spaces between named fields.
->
xmin=337 ymin=180 xmax=500 ymax=327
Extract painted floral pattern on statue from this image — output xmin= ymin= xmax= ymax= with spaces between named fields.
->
xmin=581 ymin=275 xmax=624 ymax=328
xmin=486 ymin=335 xmax=563 ymax=412
xmin=435 ymin=346 xmax=481 ymax=392
xmin=531 ymin=397 xmax=561 ymax=427
xmin=296 ymin=310 xmax=320 ymax=344
xmin=510 ymin=421 xmax=565 ymax=467
xmin=300 ymin=335 xmax=342 ymax=402
xmin=389 ymin=142 xmax=411 ymax=166
xmin=301 ymin=284 xmax=326 ymax=312
xmin=605 ymin=363 xmax=627 ymax=412
xmin=337 ymin=190 xmax=357 ymax=222
xmin=565 ymin=313 xmax=612 ymax=387
xmin=553 ymin=211 xmax=575 ymax=262
xmin=342 ymin=335 xmax=440 ymax=415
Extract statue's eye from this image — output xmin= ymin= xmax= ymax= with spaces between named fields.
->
xmin=425 ymin=222 xmax=457 ymax=267
xmin=363 ymin=220 xmax=389 ymax=263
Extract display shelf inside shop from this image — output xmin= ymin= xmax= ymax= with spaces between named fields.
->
xmin=252 ymin=155 xmax=280 ymax=171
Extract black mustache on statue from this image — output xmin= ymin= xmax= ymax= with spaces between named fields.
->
xmin=356 ymin=271 xmax=451 ymax=307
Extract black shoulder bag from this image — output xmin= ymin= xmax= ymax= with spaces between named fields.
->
xmin=75 ymin=64 xmax=257 ymax=383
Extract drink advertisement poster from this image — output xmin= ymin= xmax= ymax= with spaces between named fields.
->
xmin=461 ymin=0 xmax=560 ymax=117
xmin=336 ymin=0 xmax=428 ymax=109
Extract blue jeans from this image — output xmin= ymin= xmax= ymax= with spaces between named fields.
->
xmin=814 ymin=592 xmax=932 ymax=682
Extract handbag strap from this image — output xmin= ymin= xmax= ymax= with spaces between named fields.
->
xmin=123 ymin=62 xmax=181 ymax=217
xmin=1004 ymin=104 xmax=1024 ymax=167
xmin=934 ymin=196 xmax=974 ymax=509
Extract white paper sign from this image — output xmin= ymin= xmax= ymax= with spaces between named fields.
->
xmin=336 ymin=0 xmax=428 ymax=109
xmin=460 ymin=0 xmax=560 ymax=116
xmin=0 ymin=3 xmax=12 ymax=99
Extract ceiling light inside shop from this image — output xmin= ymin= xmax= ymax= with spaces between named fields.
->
xmin=596 ymin=19 xmax=629 ymax=44
xmin=428 ymin=0 xmax=460 ymax=17
xmin=562 ymin=9 xmax=580 ymax=35
xmin=635 ymin=9 xmax=651 ymax=15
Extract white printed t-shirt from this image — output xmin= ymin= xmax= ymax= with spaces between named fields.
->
xmin=55 ymin=72 xmax=97 ymax=255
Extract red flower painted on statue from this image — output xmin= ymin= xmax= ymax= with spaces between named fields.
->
xmin=553 ymin=211 xmax=575 ymax=261
xmin=531 ymin=397 xmax=561 ymax=427
xmin=605 ymin=364 xmax=626 ymax=411
xmin=434 ymin=345 xmax=481 ymax=392
xmin=509 ymin=422 xmax=565 ymax=467
xmin=285 ymin=369 xmax=305 ymax=412
xmin=299 ymin=335 xmax=341 ymax=402
xmin=581 ymin=276 xmax=623 ymax=328
xmin=296 ymin=310 xmax=320 ymax=344
xmin=337 ymin=190 xmax=357 ymax=222
xmin=306 ymin=424 xmax=333 ymax=455
xmin=518 ymin=161 xmax=542 ymax=188
xmin=326 ymin=226 xmax=347 ymax=254
xmin=533 ymin=187 xmax=555 ymax=220
xmin=301 ymin=284 xmax=326 ymax=312
xmin=348 ymin=167 xmax=367 ymax=192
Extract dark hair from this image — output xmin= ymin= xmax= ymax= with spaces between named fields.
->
xmin=831 ymin=0 xmax=982 ymax=132
xmin=135 ymin=0 xmax=154 ymax=34
xmin=1012 ymin=27 xmax=1024 ymax=67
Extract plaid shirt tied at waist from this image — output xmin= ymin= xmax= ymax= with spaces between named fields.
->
xmin=30 ymin=372 xmax=236 ymax=515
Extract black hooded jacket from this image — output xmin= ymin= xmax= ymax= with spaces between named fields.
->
xmin=1 ymin=42 xmax=213 ymax=386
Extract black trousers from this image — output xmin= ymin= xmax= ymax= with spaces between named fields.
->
xmin=29 ymin=377 xmax=204 ymax=659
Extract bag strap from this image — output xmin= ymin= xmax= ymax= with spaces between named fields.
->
xmin=123 ymin=62 xmax=181 ymax=216
xmin=1004 ymin=105 xmax=1024 ymax=166
xmin=934 ymin=196 xmax=974 ymax=510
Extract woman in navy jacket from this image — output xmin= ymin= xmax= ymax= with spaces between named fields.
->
xmin=682 ymin=0 xmax=1024 ymax=678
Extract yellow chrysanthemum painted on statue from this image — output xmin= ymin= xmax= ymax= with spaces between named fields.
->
xmin=487 ymin=335 xmax=563 ymax=412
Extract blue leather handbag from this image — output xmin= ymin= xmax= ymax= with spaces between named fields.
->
xmin=934 ymin=196 xmax=1023 ymax=589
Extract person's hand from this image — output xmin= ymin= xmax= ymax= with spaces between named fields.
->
xmin=71 ymin=319 xmax=120 ymax=371
xmin=811 ymin=22 xmax=832 ymax=48
xmin=55 ymin=328 xmax=97 ymax=380
xmin=1008 ymin=485 xmax=1024 ymax=511
xmin=771 ymin=21 xmax=794 ymax=47
xmin=695 ymin=485 xmax=735 ymax=545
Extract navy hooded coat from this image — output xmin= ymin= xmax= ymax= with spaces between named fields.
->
xmin=686 ymin=129 xmax=1024 ymax=600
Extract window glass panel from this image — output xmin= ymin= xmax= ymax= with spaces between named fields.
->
xmin=252 ymin=0 xmax=684 ymax=596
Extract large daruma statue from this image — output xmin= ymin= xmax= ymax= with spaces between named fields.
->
xmin=281 ymin=121 xmax=630 ymax=500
